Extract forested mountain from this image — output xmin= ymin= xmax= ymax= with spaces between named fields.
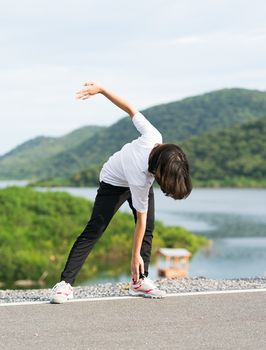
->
xmin=180 ymin=116 xmax=266 ymax=186
xmin=0 ymin=125 xmax=104 ymax=179
xmin=48 ymin=116 xmax=266 ymax=188
xmin=0 ymin=88 xmax=266 ymax=182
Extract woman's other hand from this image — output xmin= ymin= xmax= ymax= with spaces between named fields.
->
xmin=131 ymin=254 xmax=144 ymax=283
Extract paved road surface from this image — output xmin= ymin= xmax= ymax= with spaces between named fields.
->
xmin=1 ymin=291 xmax=266 ymax=350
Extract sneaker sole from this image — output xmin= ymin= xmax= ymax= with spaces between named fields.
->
xmin=50 ymin=294 xmax=74 ymax=304
xmin=129 ymin=289 xmax=165 ymax=299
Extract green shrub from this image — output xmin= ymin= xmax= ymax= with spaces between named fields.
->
xmin=0 ymin=186 xmax=208 ymax=288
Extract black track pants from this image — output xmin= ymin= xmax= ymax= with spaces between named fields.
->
xmin=60 ymin=181 xmax=155 ymax=285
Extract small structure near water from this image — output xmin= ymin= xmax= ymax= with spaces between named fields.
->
xmin=13 ymin=271 xmax=48 ymax=288
xmin=156 ymin=248 xmax=191 ymax=278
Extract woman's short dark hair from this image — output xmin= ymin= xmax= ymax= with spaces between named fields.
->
xmin=148 ymin=143 xmax=192 ymax=200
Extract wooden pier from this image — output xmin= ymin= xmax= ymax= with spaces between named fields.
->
xmin=156 ymin=248 xmax=191 ymax=278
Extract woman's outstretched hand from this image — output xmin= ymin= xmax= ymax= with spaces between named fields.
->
xmin=76 ymin=81 xmax=104 ymax=100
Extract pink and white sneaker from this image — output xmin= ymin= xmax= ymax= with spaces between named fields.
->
xmin=129 ymin=276 xmax=166 ymax=299
xmin=50 ymin=281 xmax=74 ymax=304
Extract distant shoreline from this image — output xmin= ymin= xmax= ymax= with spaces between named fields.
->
xmin=1 ymin=178 xmax=266 ymax=189
xmin=29 ymin=176 xmax=266 ymax=189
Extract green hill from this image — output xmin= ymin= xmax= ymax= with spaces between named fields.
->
xmin=0 ymin=125 xmax=104 ymax=179
xmin=180 ymin=116 xmax=266 ymax=187
xmin=42 ymin=116 xmax=266 ymax=188
xmin=1 ymin=88 xmax=266 ymax=181
xmin=36 ymin=88 xmax=266 ymax=179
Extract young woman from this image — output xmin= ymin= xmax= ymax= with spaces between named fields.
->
xmin=51 ymin=82 xmax=192 ymax=303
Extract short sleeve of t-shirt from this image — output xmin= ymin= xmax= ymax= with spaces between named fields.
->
xmin=132 ymin=112 xmax=162 ymax=143
xmin=129 ymin=183 xmax=151 ymax=213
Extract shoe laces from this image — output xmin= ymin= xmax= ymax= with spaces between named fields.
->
xmin=143 ymin=277 xmax=159 ymax=289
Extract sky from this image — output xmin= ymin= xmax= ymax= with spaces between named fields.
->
xmin=1 ymin=0 xmax=266 ymax=155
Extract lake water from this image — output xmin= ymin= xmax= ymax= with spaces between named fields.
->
xmin=1 ymin=181 xmax=266 ymax=280
xmin=37 ymin=185 xmax=266 ymax=280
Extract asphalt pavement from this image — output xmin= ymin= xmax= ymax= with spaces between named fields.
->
xmin=1 ymin=291 xmax=266 ymax=350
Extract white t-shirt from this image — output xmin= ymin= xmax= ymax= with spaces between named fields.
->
xmin=99 ymin=111 xmax=163 ymax=213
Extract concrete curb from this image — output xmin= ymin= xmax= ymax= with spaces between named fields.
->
xmin=1 ymin=287 xmax=266 ymax=307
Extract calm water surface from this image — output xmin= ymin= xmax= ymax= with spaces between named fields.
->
xmin=1 ymin=181 xmax=266 ymax=280
xmin=38 ymin=185 xmax=266 ymax=280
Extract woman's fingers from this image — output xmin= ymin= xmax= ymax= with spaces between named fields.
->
xmin=139 ymin=255 xmax=145 ymax=275
xmin=131 ymin=265 xmax=137 ymax=283
xmin=76 ymin=88 xmax=90 ymax=95
xmin=76 ymin=95 xmax=91 ymax=100
xmin=76 ymin=90 xmax=91 ymax=100
xmin=76 ymin=81 xmax=101 ymax=99
xmin=131 ymin=262 xmax=140 ymax=283
xmin=76 ymin=94 xmax=88 ymax=99
xmin=84 ymin=81 xmax=94 ymax=86
xmin=140 ymin=261 xmax=144 ymax=275
xmin=132 ymin=270 xmax=139 ymax=284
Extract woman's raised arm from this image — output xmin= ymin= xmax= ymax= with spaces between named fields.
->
xmin=76 ymin=81 xmax=138 ymax=118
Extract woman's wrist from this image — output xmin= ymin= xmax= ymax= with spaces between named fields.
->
xmin=99 ymin=86 xmax=107 ymax=95
xmin=131 ymin=251 xmax=140 ymax=259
